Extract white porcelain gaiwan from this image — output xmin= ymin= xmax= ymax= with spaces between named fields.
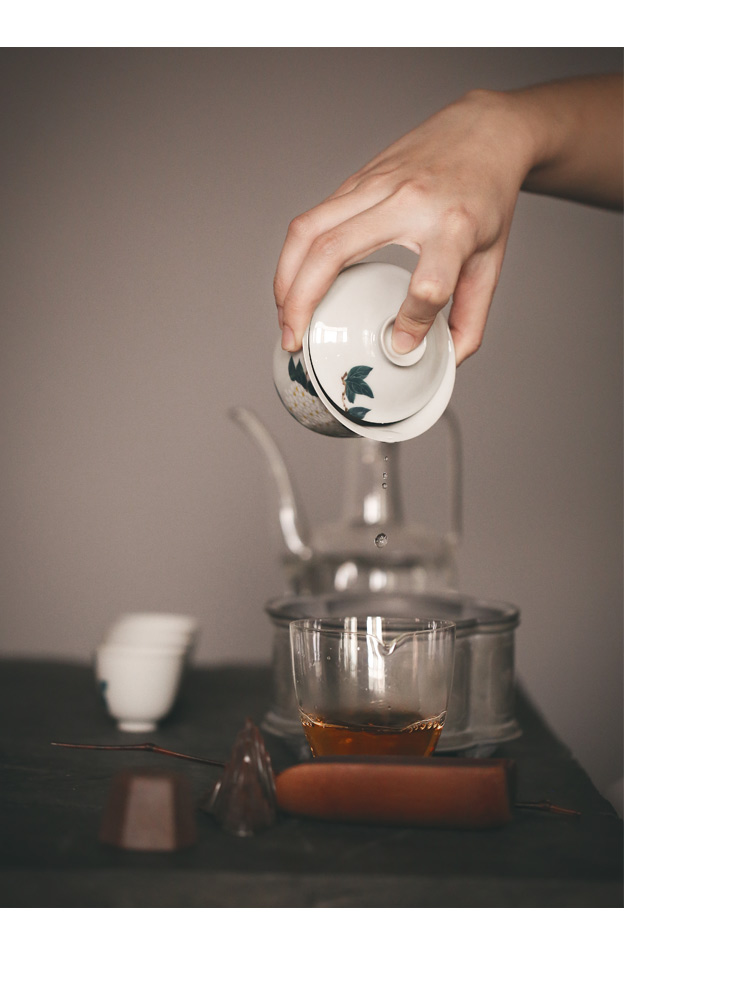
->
xmin=272 ymin=262 xmax=456 ymax=442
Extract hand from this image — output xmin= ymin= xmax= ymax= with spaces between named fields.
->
xmin=274 ymin=76 xmax=623 ymax=365
xmin=274 ymin=89 xmax=533 ymax=365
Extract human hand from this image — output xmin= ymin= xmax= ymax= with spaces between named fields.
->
xmin=274 ymin=75 xmax=623 ymax=365
xmin=273 ymin=89 xmax=534 ymax=366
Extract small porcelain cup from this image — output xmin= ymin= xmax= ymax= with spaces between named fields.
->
xmin=96 ymin=643 xmax=186 ymax=732
xmin=104 ymin=612 xmax=198 ymax=650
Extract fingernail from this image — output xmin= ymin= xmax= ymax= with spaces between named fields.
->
xmin=392 ymin=329 xmax=418 ymax=354
xmin=277 ymin=305 xmax=284 ymax=330
xmin=281 ymin=325 xmax=296 ymax=352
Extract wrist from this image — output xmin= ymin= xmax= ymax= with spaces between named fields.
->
xmin=504 ymin=85 xmax=569 ymax=178
xmin=506 ymin=75 xmax=624 ymax=208
xmin=459 ymin=88 xmax=540 ymax=187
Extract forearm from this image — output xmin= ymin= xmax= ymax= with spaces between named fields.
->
xmin=495 ymin=74 xmax=624 ymax=210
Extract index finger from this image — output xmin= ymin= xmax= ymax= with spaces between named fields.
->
xmin=274 ymin=185 xmax=388 ymax=335
xmin=278 ymin=195 xmax=423 ymax=351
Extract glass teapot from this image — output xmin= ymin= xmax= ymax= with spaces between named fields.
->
xmin=229 ymin=406 xmax=462 ymax=595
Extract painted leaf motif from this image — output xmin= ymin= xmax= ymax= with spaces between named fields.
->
xmin=347 ymin=378 xmax=374 ymax=399
xmin=288 ymin=355 xmax=318 ymax=397
xmin=345 ymin=364 xmax=374 ymax=402
xmin=348 ymin=406 xmax=371 ymax=420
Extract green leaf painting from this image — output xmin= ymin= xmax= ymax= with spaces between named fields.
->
xmin=288 ymin=354 xmax=375 ymax=420
xmin=288 ymin=354 xmax=317 ymax=397
xmin=343 ymin=365 xmax=374 ymax=404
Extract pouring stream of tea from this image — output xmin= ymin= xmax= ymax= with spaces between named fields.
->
xmin=375 ymin=452 xmax=389 ymax=548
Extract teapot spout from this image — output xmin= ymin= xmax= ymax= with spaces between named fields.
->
xmin=228 ymin=406 xmax=313 ymax=560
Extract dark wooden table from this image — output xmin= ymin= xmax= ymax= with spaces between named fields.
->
xmin=0 ymin=659 xmax=623 ymax=907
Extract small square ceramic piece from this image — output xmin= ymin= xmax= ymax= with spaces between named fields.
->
xmin=99 ymin=769 xmax=197 ymax=851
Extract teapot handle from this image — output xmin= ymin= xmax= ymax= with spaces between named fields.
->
xmin=228 ymin=406 xmax=313 ymax=560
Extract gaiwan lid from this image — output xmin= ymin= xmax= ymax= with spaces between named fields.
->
xmin=302 ymin=262 xmax=455 ymax=440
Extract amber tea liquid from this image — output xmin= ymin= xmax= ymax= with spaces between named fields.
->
xmin=301 ymin=709 xmax=445 ymax=757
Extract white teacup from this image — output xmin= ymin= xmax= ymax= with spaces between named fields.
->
xmin=104 ymin=612 xmax=198 ymax=649
xmin=96 ymin=642 xmax=187 ymax=732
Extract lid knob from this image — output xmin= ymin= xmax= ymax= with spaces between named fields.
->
xmin=379 ymin=315 xmax=427 ymax=367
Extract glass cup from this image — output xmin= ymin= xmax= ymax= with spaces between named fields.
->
xmin=290 ymin=616 xmax=455 ymax=758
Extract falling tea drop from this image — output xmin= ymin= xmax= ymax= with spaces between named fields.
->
xmin=382 ymin=481 xmax=388 ymax=489
xmin=375 ymin=533 xmax=388 ymax=549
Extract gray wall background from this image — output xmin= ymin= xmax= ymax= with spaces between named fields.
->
xmin=0 ymin=48 xmax=623 ymax=797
